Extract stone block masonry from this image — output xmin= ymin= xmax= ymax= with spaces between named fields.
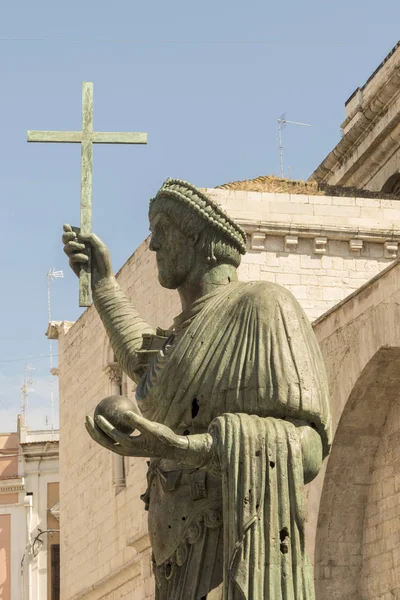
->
xmin=205 ymin=188 xmax=400 ymax=321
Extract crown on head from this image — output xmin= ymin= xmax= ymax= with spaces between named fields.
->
xmin=150 ymin=178 xmax=247 ymax=254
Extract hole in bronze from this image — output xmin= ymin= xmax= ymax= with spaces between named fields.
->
xmin=279 ymin=527 xmax=289 ymax=553
xmin=280 ymin=527 xmax=289 ymax=542
xmin=192 ymin=398 xmax=200 ymax=419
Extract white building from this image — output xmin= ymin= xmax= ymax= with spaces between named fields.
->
xmin=0 ymin=416 xmax=59 ymax=600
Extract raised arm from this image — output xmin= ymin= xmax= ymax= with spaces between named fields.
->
xmin=62 ymin=224 xmax=154 ymax=382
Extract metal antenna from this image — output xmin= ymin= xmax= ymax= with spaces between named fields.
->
xmin=277 ymin=114 xmax=311 ymax=178
xmin=47 ymin=268 xmax=64 ymax=434
xmin=21 ymin=364 xmax=35 ymax=427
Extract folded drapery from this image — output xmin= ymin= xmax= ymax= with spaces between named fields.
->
xmin=212 ymin=413 xmax=315 ymax=600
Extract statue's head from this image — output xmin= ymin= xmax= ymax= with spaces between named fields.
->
xmin=149 ymin=179 xmax=247 ymax=289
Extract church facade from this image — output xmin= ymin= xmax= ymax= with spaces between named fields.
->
xmin=56 ymin=42 xmax=400 ymax=600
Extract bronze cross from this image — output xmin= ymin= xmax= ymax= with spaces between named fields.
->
xmin=27 ymin=82 xmax=147 ymax=307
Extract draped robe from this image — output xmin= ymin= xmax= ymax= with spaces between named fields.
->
xmin=133 ymin=281 xmax=331 ymax=600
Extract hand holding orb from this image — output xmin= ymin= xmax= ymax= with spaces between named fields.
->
xmin=94 ymin=395 xmax=140 ymax=435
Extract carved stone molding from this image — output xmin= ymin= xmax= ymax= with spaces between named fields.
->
xmin=384 ymin=241 xmax=399 ymax=259
xmin=126 ymin=532 xmax=151 ymax=554
xmin=46 ymin=320 xmax=75 ymax=340
xmin=241 ymin=224 xmax=398 ymax=260
xmin=104 ymin=362 xmax=122 ymax=385
xmin=0 ymin=477 xmax=25 ymax=494
xmin=311 ymin=45 xmax=400 ymax=185
xmin=240 ymin=222 xmax=400 ymax=245
xmin=349 ymin=239 xmax=363 ymax=253
xmin=250 ymin=232 xmax=266 ymax=251
xmin=284 ymin=235 xmax=299 ymax=253
xmin=313 ymin=237 xmax=328 ymax=255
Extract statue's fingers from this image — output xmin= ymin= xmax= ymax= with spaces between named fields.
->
xmin=79 ymin=232 xmax=105 ymax=251
xmin=85 ymin=416 xmax=110 ymax=448
xmin=62 ymin=231 xmax=77 ymax=244
xmin=79 ymin=233 xmax=111 ymax=260
xmin=86 ymin=416 xmax=110 ymax=443
xmin=95 ymin=415 xmax=142 ymax=449
xmin=124 ymin=411 xmax=155 ymax=435
xmin=69 ymin=255 xmax=88 ymax=277
xmin=63 ymin=224 xmax=73 ymax=232
xmin=94 ymin=415 xmax=115 ymax=437
xmin=63 ymin=241 xmax=86 ymax=256
xmin=68 ymin=253 xmax=89 ymax=264
xmin=85 ymin=417 xmax=130 ymax=456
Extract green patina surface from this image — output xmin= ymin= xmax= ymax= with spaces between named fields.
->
xmin=63 ymin=179 xmax=331 ymax=599
xmin=28 ymin=81 xmax=147 ymax=306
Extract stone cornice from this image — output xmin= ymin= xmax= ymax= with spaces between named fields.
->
xmin=337 ymin=116 xmax=400 ymax=188
xmin=240 ymin=219 xmax=399 ymax=258
xmin=46 ymin=320 xmax=75 ymax=340
xmin=0 ymin=477 xmax=25 ymax=494
xmin=311 ymin=64 xmax=400 ymax=185
xmin=20 ymin=441 xmax=59 ymax=461
xmin=239 ymin=220 xmax=400 ymax=244
xmin=126 ymin=532 xmax=151 ymax=553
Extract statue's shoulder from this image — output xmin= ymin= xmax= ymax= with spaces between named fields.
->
xmin=235 ymin=280 xmax=299 ymax=311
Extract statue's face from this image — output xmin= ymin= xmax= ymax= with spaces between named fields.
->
xmin=149 ymin=212 xmax=196 ymax=289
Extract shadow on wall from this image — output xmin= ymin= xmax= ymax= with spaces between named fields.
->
xmin=382 ymin=173 xmax=400 ymax=197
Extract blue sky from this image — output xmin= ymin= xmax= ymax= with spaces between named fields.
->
xmin=1 ymin=0 xmax=399 ymax=431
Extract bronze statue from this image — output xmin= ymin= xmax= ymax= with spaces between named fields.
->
xmin=63 ymin=179 xmax=331 ymax=599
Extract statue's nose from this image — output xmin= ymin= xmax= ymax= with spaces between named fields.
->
xmin=149 ymin=236 xmax=160 ymax=252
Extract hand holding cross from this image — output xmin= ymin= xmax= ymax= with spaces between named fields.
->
xmin=28 ymin=82 xmax=147 ymax=306
xmin=62 ymin=225 xmax=114 ymax=290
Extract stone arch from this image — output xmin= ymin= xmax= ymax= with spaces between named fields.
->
xmin=314 ymin=347 xmax=400 ymax=599
xmin=359 ymin=370 xmax=400 ymax=596
xmin=381 ymin=172 xmax=400 ymax=197
xmin=310 ymin=263 xmax=400 ymax=599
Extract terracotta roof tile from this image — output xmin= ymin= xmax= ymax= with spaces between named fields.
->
xmin=216 ymin=175 xmax=400 ymax=199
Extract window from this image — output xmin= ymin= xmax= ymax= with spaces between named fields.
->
xmin=51 ymin=544 xmax=60 ymax=600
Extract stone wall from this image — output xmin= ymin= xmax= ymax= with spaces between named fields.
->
xmin=312 ymin=260 xmax=400 ymax=599
xmin=361 ymin=391 xmax=400 ymax=598
xmin=208 ymin=188 xmax=400 ymax=321
xmin=59 ymin=189 xmax=400 ymax=599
